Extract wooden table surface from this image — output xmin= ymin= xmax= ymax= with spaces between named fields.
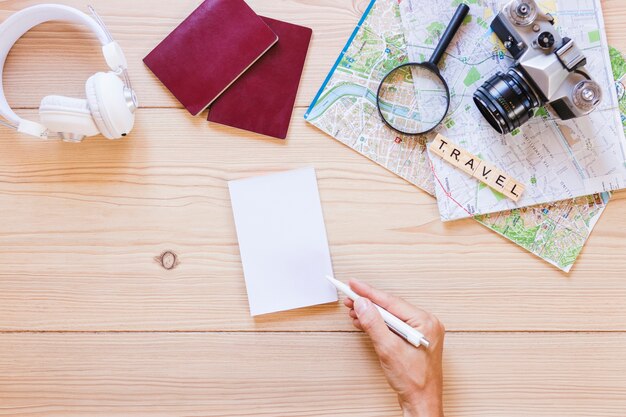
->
xmin=1 ymin=0 xmax=626 ymax=416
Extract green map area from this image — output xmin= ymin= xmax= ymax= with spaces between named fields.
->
xmin=463 ymin=67 xmax=481 ymax=87
xmin=609 ymin=46 xmax=626 ymax=127
xmin=475 ymin=193 xmax=610 ymax=270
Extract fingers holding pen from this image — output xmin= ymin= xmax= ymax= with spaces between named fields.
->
xmin=342 ymin=295 xmax=359 ymax=324
xmin=349 ymin=278 xmax=432 ymax=323
xmin=340 ymin=278 xmax=444 ymax=347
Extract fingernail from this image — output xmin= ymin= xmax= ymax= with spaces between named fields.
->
xmin=354 ymin=297 xmax=371 ymax=316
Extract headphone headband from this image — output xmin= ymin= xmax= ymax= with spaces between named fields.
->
xmin=0 ymin=4 xmax=128 ymax=137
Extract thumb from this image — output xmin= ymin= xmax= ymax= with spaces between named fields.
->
xmin=354 ymin=297 xmax=392 ymax=346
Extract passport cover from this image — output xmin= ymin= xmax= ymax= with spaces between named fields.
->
xmin=207 ymin=17 xmax=312 ymax=139
xmin=143 ymin=0 xmax=278 ymax=116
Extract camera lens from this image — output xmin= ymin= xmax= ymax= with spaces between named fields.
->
xmin=473 ymin=68 xmax=541 ymax=134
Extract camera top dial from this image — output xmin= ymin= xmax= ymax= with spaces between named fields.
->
xmin=572 ymin=80 xmax=602 ymax=112
xmin=507 ymin=0 xmax=538 ymax=26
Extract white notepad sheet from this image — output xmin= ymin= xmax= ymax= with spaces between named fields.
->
xmin=228 ymin=167 xmax=338 ymax=316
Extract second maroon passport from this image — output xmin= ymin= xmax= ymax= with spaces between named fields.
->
xmin=207 ymin=17 xmax=313 ymax=140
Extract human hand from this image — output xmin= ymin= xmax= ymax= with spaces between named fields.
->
xmin=343 ymin=279 xmax=445 ymax=417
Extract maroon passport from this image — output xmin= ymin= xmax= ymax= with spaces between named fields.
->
xmin=207 ymin=17 xmax=312 ymax=139
xmin=143 ymin=0 xmax=278 ymax=116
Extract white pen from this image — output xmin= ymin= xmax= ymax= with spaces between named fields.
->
xmin=326 ymin=276 xmax=430 ymax=349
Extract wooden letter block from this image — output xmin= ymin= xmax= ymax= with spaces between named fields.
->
xmin=428 ymin=134 xmax=526 ymax=202
xmin=481 ymin=166 xmax=509 ymax=193
xmin=476 ymin=162 xmax=498 ymax=184
xmin=458 ymin=152 xmax=482 ymax=176
xmin=503 ymin=179 xmax=526 ymax=202
xmin=429 ymin=134 xmax=450 ymax=158
xmin=442 ymin=146 xmax=464 ymax=165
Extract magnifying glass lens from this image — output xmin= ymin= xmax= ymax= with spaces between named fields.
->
xmin=377 ymin=64 xmax=450 ymax=135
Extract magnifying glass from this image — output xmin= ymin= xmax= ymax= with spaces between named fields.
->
xmin=376 ymin=4 xmax=470 ymax=136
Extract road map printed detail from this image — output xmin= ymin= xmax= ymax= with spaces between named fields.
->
xmin=400 ymin=0 xmax=626 ymax=221
xmin=304 ymin=0 xmax=434 ymax=194
xmin=475 ymin=193 xmax=610 ymax=271
xmin=305 ymin=0 xmax=625 ymax=272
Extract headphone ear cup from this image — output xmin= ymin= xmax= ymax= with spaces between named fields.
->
xmin=39 ymin=95 xmax=100 ymax=138
xmin=86 ymin=72 xmax=135 ymax=139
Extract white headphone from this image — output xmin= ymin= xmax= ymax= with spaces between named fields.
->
xmin=0 ymin=4 xmax=138 ymax=142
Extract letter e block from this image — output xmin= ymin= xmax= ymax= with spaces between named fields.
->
xmin=484 ymin=169 xmax=509 ymax=192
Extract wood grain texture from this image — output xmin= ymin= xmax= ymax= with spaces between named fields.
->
xmin=1 ymin=0 xmax=626 ymax=416
xmin=1 ymin=333 xmax=626 ymax=417
xmin=0 ymin=108 xmax=625 ymax=331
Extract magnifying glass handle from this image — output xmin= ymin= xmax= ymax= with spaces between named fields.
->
xmin=429 ymin=3 xmax=470 ymax=67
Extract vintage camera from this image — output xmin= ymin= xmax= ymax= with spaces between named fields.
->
xmin=473 ymin=0 xmax=602 ymax=134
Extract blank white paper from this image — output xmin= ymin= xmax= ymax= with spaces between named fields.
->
xmin=228 ymin=167 xmax=338 ymax=316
